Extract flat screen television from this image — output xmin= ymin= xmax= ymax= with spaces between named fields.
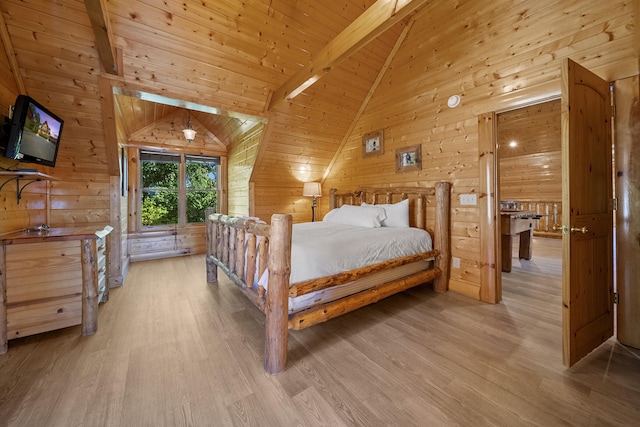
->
xmin=2 ymin=95 xmax=64 ymax=167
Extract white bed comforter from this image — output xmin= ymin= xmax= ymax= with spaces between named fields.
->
xmin=258 ymin=222 xmax=432 ymax=288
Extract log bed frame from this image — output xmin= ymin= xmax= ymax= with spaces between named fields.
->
xmin=206 ymin=181 xmax=451 ymax=374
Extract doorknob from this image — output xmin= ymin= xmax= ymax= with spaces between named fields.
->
xmin=570 ymin=226 xmax=589 ymax=234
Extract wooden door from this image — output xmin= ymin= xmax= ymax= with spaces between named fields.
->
xmin=561 ymin=58 xmax=614 ymax=367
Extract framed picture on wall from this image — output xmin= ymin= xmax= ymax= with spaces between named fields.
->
xmin=362 ymin=129 xmax=384 ymax=158
xmin=395 ymin=144 xmax=422 ymax=173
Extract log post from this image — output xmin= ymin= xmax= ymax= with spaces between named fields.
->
xmin=433 ymin=181 xmax=451 ymax=292
xmin=81 ymin=238 xmax=99 ymax=336
xmin=246 ymin=234 xmax=257 ymax=288
xmin=229 ymin=227 xmax=237 ymax=276
xmin=416 ymin=195 xmax=425 ymax=230
xmin=264 ymin=213 xmax=292 ymax=374
xmin=236 ymin=228 xmax=245 ymax=281
xmin=0 ymin=242 xmax=7 ymax=354
xmin=206 ymin=209 xmax=218 ymax=283
xmin=329 ymin=188 xmax=337 ymax=209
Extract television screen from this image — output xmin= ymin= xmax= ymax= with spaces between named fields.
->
xmin=3 ymin=95 xmax=64 ymax=167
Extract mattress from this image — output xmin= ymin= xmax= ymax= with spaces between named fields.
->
xmin=259 ymin=221 xmax=433 ymax=288
xmin=254 ymin=221 xmax=434 ymax=313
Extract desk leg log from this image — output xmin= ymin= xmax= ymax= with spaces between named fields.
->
xmin=81 ymin=239 xmax=98 ymax=336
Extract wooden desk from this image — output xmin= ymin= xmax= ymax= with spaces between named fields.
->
xmin=501 ymin=211 xmax=535 ymax=273
xmin=0 ymin=226 xmax=111 ymax=354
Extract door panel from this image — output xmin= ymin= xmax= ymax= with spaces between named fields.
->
xmin=561 ymin=58 xmax=614 ymax=367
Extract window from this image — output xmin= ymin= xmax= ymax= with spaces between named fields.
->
xmin=140 ymin=151 xmax=218 ymax=227
xmin=186 ymin=155 xmax=218 ymax=223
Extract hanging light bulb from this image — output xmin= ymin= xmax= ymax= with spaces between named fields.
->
xmin=183 ymin=110 xmax=196 ymax=142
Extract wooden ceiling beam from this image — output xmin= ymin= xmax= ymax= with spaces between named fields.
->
xmin=84 ymin=0 xmax=119 ymax=75
xmin=268 ymin=0 xmax=427 ymax=110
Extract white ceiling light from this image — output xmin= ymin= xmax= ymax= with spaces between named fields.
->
xmin=447 ymin=95 xmax=461 ymax=108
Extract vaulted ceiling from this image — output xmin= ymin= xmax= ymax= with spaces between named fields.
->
xmin=0 ymin=0 xmax=420 ymax=184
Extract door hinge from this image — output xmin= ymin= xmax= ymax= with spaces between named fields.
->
xmin=613 ymin=292 xmax=619 ymax=304
xmin=612 ymin=104 xmax=616 ymax=117
xmin=610 ymin=198 xmax=618 ymax=211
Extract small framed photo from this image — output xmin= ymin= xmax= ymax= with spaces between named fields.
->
xmin=362 ymin=129 xmax=384 ymax=158
xmin=395 ymin=144 xmax=422 ymax=173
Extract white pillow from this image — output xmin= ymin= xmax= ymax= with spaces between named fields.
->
xmin=362 ymin=198 xmax=410 ymax=228
xmin=323 ymin=204 xmax=386 ymax=228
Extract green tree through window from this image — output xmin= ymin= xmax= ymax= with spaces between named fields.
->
xmin=186 ymin=155 xmax=218 ymax=223
xmin=141 ymin=151 xmax=218 ymax=227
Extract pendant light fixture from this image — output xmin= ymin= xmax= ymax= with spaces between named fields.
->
xmin=183 ymin=110 xmax=196 ymax=143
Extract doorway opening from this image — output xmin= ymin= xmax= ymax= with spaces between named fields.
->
xmin=496 ymin=99 xmax=564 ymax=321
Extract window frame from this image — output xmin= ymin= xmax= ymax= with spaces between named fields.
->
xmin=138 ymin=150 xmax=220 ymax=230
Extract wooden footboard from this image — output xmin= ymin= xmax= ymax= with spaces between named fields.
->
xmin=206 ymin=181 xmax=451 ymax=374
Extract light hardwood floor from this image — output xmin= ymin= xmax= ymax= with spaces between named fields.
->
xmin=1 ymin=237 xmax=639 ymax=426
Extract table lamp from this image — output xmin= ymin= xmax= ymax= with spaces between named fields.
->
xmin=303 ymin=182 xmax=322 ymax=222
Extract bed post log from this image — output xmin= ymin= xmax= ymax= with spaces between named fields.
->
xmin=433 ymin=181 xmax=451 ymax=292
xmin=264 ymin=213 xmax=292 ymax=374
xmin=205 ymin=208 xmax=218 ymax=283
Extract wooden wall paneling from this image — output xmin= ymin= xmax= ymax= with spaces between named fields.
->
xmin=228 ymin=125 xmax=263 ymax=217
xmin=498 ymin=100 xmax=562 ymax=201
xmin=49 ymin=180 xmax=111 ymax=228
xmin=109 ymin=175 xmax=123 ymax=286
xmin=250 ymin=27 xmax=401 ymax=221
xmin=218 ymin=155 xmax=228 ymax=216
xmin=323 ymin=19 xmax=415 ymax=183
xmin=0 ymin=1 xmax=24 ymax=95
xmin=127 ymin=225 xmax=205 ymax=262
xmin=128 ymin=110 xmax=227 ymax=153
xmin=0 ymin=182 xmax=47 ymax=233
xmin=1 ymin=0 xmax=112 ymax=235
xmin=99 ymin=77 xmax=121 ymax=175
xmin=324 ymin=0 xmax=634 ymax=303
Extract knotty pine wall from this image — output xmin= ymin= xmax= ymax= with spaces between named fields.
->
xmin=228 ymin=123 xmax=263 ymax=217
xmin=246 ymin=4 xmax=404 ymax=223
xmin=323 ymin=1 xmax=637 ymax=300
xmin=0 ymin=0 xmax=112 ymax=239
xmin=498 ymin=100 xmax=561 ymax=202
xmin=0 ymin=22 xmax=47 ymax=232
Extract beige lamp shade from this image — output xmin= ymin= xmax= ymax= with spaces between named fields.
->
xmin=302 ymin=182 xmax=322 ymax=197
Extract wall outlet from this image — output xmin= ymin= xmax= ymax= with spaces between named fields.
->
xmin=452 ymin=257 xmax=461 ymax=268
xmin=460 ymin=193 xmax=477 ymax=206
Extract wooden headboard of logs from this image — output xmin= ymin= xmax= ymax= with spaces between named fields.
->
xmin=328 ymin=183 xmax=450 ymax=233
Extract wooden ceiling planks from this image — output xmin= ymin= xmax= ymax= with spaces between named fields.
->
xmin=269 ymin=0 xmax=426 ymax=108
